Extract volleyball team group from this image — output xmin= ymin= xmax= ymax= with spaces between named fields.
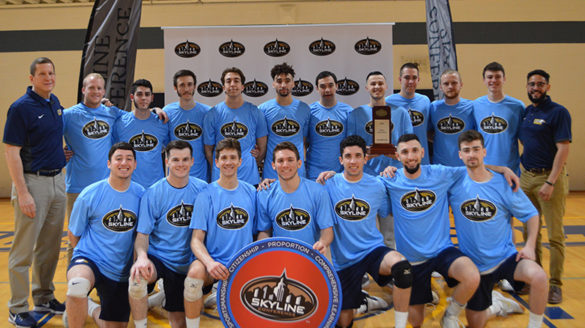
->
xmin=5 ymin=57 xmax=571 ymax=328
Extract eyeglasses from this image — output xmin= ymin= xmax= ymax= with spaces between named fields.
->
xmin=527 ymin=82 xmax=547 ymax=88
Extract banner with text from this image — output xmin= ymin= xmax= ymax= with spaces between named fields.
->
xmin=78 ymin=0 xmax=142 ymax=110
xmin=425 ymin=0 xmax=457 ymax=100
xmin=163 ymin=24 xmax=393 ymax=108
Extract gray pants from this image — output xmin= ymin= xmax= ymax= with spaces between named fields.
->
xmin=8 ymin=173 xmax=66 ymax=313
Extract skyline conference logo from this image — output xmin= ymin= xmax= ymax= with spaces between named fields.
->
xmin=460 ymin=195 xmax=497 ymax=222
xmin=408 ymin=108 xmax=425 ymax=127
xmin=174 ymin=121 xmax=202 ymax=140
xmin=271 ymin=117 xmax=301 ymax=137
xmin=335 ymin=195 xmax=370 ymax=221
xmin=129 ymin=131 xmax=158 ymax=151
xmin=174 ymin=40 xmax=200 ymax=58
xmin=315 ymin=118 xmax=344 ymax=137
xmin=82 ymin=118 xmax=109 ymax=139
xmin=216 ymin=203 xmax=249 ymax=229
xmin=336 ymin=77 xmax=359 ymax=96
xmin=241 ymin=269 xmax=317 ymax=321
xmin=437 ymin=115 xmax=465 ymax=134
xmin=263 ymin=39 xmax=291 ymax=57
xmin=102 ymin=206 xmax=137 ymax=232
xmin=275 ymin=205 xmax=311 ymax=231
xmin=400 ymin=189 xmax=436 ymax=212
xmin=166 ymin=201 xmax=193 ymax=227
xmin=354 ymin=37 xmax=382 ymax=55
xmin=219 ymin=40 xmax=245 ymax=57
xmin=220 ymin=120 xmax=248 ymax=140
xmin=291 ymin=79 xmax=313 ymax=97
xmin=480 ymin=113 xmax=508 ymax=134
xmin=197 ymin=80 xmax=223 ymax=97
xmin=243 ymin=80 xmax=269 ymax=97
xmin=308 ymin=38 xmax=335 ymax=56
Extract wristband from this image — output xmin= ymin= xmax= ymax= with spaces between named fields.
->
xmin=545 ymin=180 xmax=554 ymax=186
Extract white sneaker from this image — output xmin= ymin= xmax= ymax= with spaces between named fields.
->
xmin=431 ymin=290 xmax=440 ymax=305
xmin=148 ymin=279 xmax=166 ymax=308
xmin=355 ymin=290 xmax=388 ymax=314
xmin=498 ymin=279 xmax=515 ymax=292
xmin=432 ymin=271 xmax=442 ymax=278
xmin=361 ymin=273 xmax=371 ymax=288
xmin=492 ymin=290 xmax=524 ymax=316
xmin=204 ymin=282 xmax=218 ymax=309
xmin=440 ymin=313 xmax=466 ymax=328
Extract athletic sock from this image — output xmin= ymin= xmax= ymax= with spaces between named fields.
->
xmin=87 ymin=298 xmax=100 ymax=317
xmin=527 ymin=311 xmax=544 ymax=328
xmin=133 ymin=318 xmax=147 ymax=328
xmin=186 ymin=317 xmax=200 ymax=328
xmin=395 ymin=311 xmax=408 ymax=328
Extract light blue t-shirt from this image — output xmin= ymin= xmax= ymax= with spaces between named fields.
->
xmin=63 ymin=103 xmax=126 ymax=193
xmin=164 ymin=101 xmax=211 ymax=181
xmin=449 ymin=171 xmax=537 ymax=272
xmin=203 ymin=102 xmax=268 ymax=185
xmin=70 ymin=179 xmax=145 ymax=281
xmin=113 ymin=112 xmax=170 ymax=188
xmin=429 ymin=98 xmax=476 ymax=167
xmin=256 ymin=178 xmax=335 ymax=246
xmin=473 ymin=95 xmax=525 ymax=175
xmin=380 ymin=165 xmax=466 ymax=263
xmin=386 ymin=93 xmax=431 ymax=164
xmin=137 ymin=177 xmax=208 ymax=274
xmin=190 ymin=181 xmax=256 ymax=266
xmin=348 ymin=104 xmax=413 ymax=174
xmin=259 ymin=98 xmax=311 ymax=179
xmin=325 ymin=173 xmax=390 ymax=270
xmin=306 ymin=101 xmax=353 ymax=179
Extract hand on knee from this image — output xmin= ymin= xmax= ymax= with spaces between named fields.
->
xmin=67 ymin=277 xmax=91 ymax=298
xmin=184 ymin=277 xmax=204 ymax=302
xmin=128 ymin=277 xmax=148 ymax=300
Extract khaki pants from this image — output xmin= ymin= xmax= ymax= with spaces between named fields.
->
xmin=520 ymin=167 xmax=568 ymax=287
xmin=66 ymin=192 xmax=80 ymax=265
xmin=9 ymin=172 xmax=66 ymax=313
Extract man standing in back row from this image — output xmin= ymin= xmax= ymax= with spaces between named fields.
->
xmin=4 ymin=57 xmax=67 ymax=328
xmin=519 ymin=69 xmax=571 ymax=304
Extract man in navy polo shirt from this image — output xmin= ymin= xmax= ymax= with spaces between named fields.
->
xmin=519 ymin=69 xmax=571 ymax=304
xmin=3 ymin=57 xmax=67 ymax=327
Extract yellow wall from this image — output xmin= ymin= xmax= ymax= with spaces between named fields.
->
xmin=0 ymin=0 xmax=583 ymax=195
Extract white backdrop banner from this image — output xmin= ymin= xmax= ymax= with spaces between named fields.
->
xmin=162 ymin=23 xmax=393 ymax=108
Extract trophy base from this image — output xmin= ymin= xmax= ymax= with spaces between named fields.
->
xmin=370 ymin=144 xmax=396 ymax=155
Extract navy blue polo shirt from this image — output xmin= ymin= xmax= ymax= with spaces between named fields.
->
xmin=3 ymin=86 xmax=66 ymax=172
xmin=519 ymin=96 xmax=571 ymax=170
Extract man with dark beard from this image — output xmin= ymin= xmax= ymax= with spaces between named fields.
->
xmin=519 ymin=69 xmax=571 ymax=304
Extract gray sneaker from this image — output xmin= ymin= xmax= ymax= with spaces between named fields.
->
xmin=204 ymin=282 xmax=218 ymax=309
xmin=356 ymin=290 xmax=388 ymax=314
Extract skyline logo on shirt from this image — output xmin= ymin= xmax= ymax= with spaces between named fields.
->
xmin=437 ymin=114 xmax=465 ymax=134
xmin=275 ymin=205 xmax=311 ymax=231
xmin=263 ymin=39 xmax=291 ymax=57
xmin=217 ymin=203 xmax=249 ymax=229
xmin=335 ymin=195 xmax=370 ymax=221
xmin=174 ymin=40 xmax=200 ymax=58
xmin=167 ymin=201 xmax=193 ymax=227
xmin=241 ymin=269 xmax=317 ymax=321
xmin=82 ymin=118 xmax=110 ymax=139
xmin=460 ymin=195 xmax=497 ymax=222
xmin=365 ymin=121 xmax=374 ymax=134
xmin=354 ymin=37 xmax=382 ymax=55
xmin=315 ymin=118 xmax=344 ymax=137
xmin=291 ymin=79 xmax=313 ymax=97
xmin=220 ymin=120 xmax=248 ymax=139
xmin=219 ymin=40 xmax=245 ymax=57
xmin=400 ymin=188 xmax=436 ymax=212
xmin=243 ymin=80 xmax=269 ymax=97
xmin=174 ymin=120 xmax=202 ymax=140
xmin=102 ymin=206 xmax=137 ymax=232
xmin=129 ymin=131 xmax=158 ymax=151
xmin=480 ymin=113 xmax=508 ymax=134
xmin=271 ymin=117 xmax=301 ymax=137
xmin=198 ymin=80 xmax=223 ymax=97
xmin=308 ymin=38 xmax=336 ymax=56
xmin=408 ymin=108 xmax=425 ymax=127
xmin=336 ymin=78 xmax=359 ymax=96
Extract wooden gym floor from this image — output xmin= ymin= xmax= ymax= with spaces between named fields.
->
xmin=0 ymin=193 xmax=583 ymax=327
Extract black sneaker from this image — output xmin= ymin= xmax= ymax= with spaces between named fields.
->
xmin=8 ymin=311 xmax=37 ymax=328
xmin=33 ymin=299 xmax=65 ymax=314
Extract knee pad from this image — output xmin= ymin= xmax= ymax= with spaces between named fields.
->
xmin=66 ymin=277 xmax=91 ymax=298
xmin=184 ymin=277 xmax=204 ymax=302
xmin=128 ymin=277 xmax=148 ymax=299
xmin=392 ymin=260 xmax=413 ymax=289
